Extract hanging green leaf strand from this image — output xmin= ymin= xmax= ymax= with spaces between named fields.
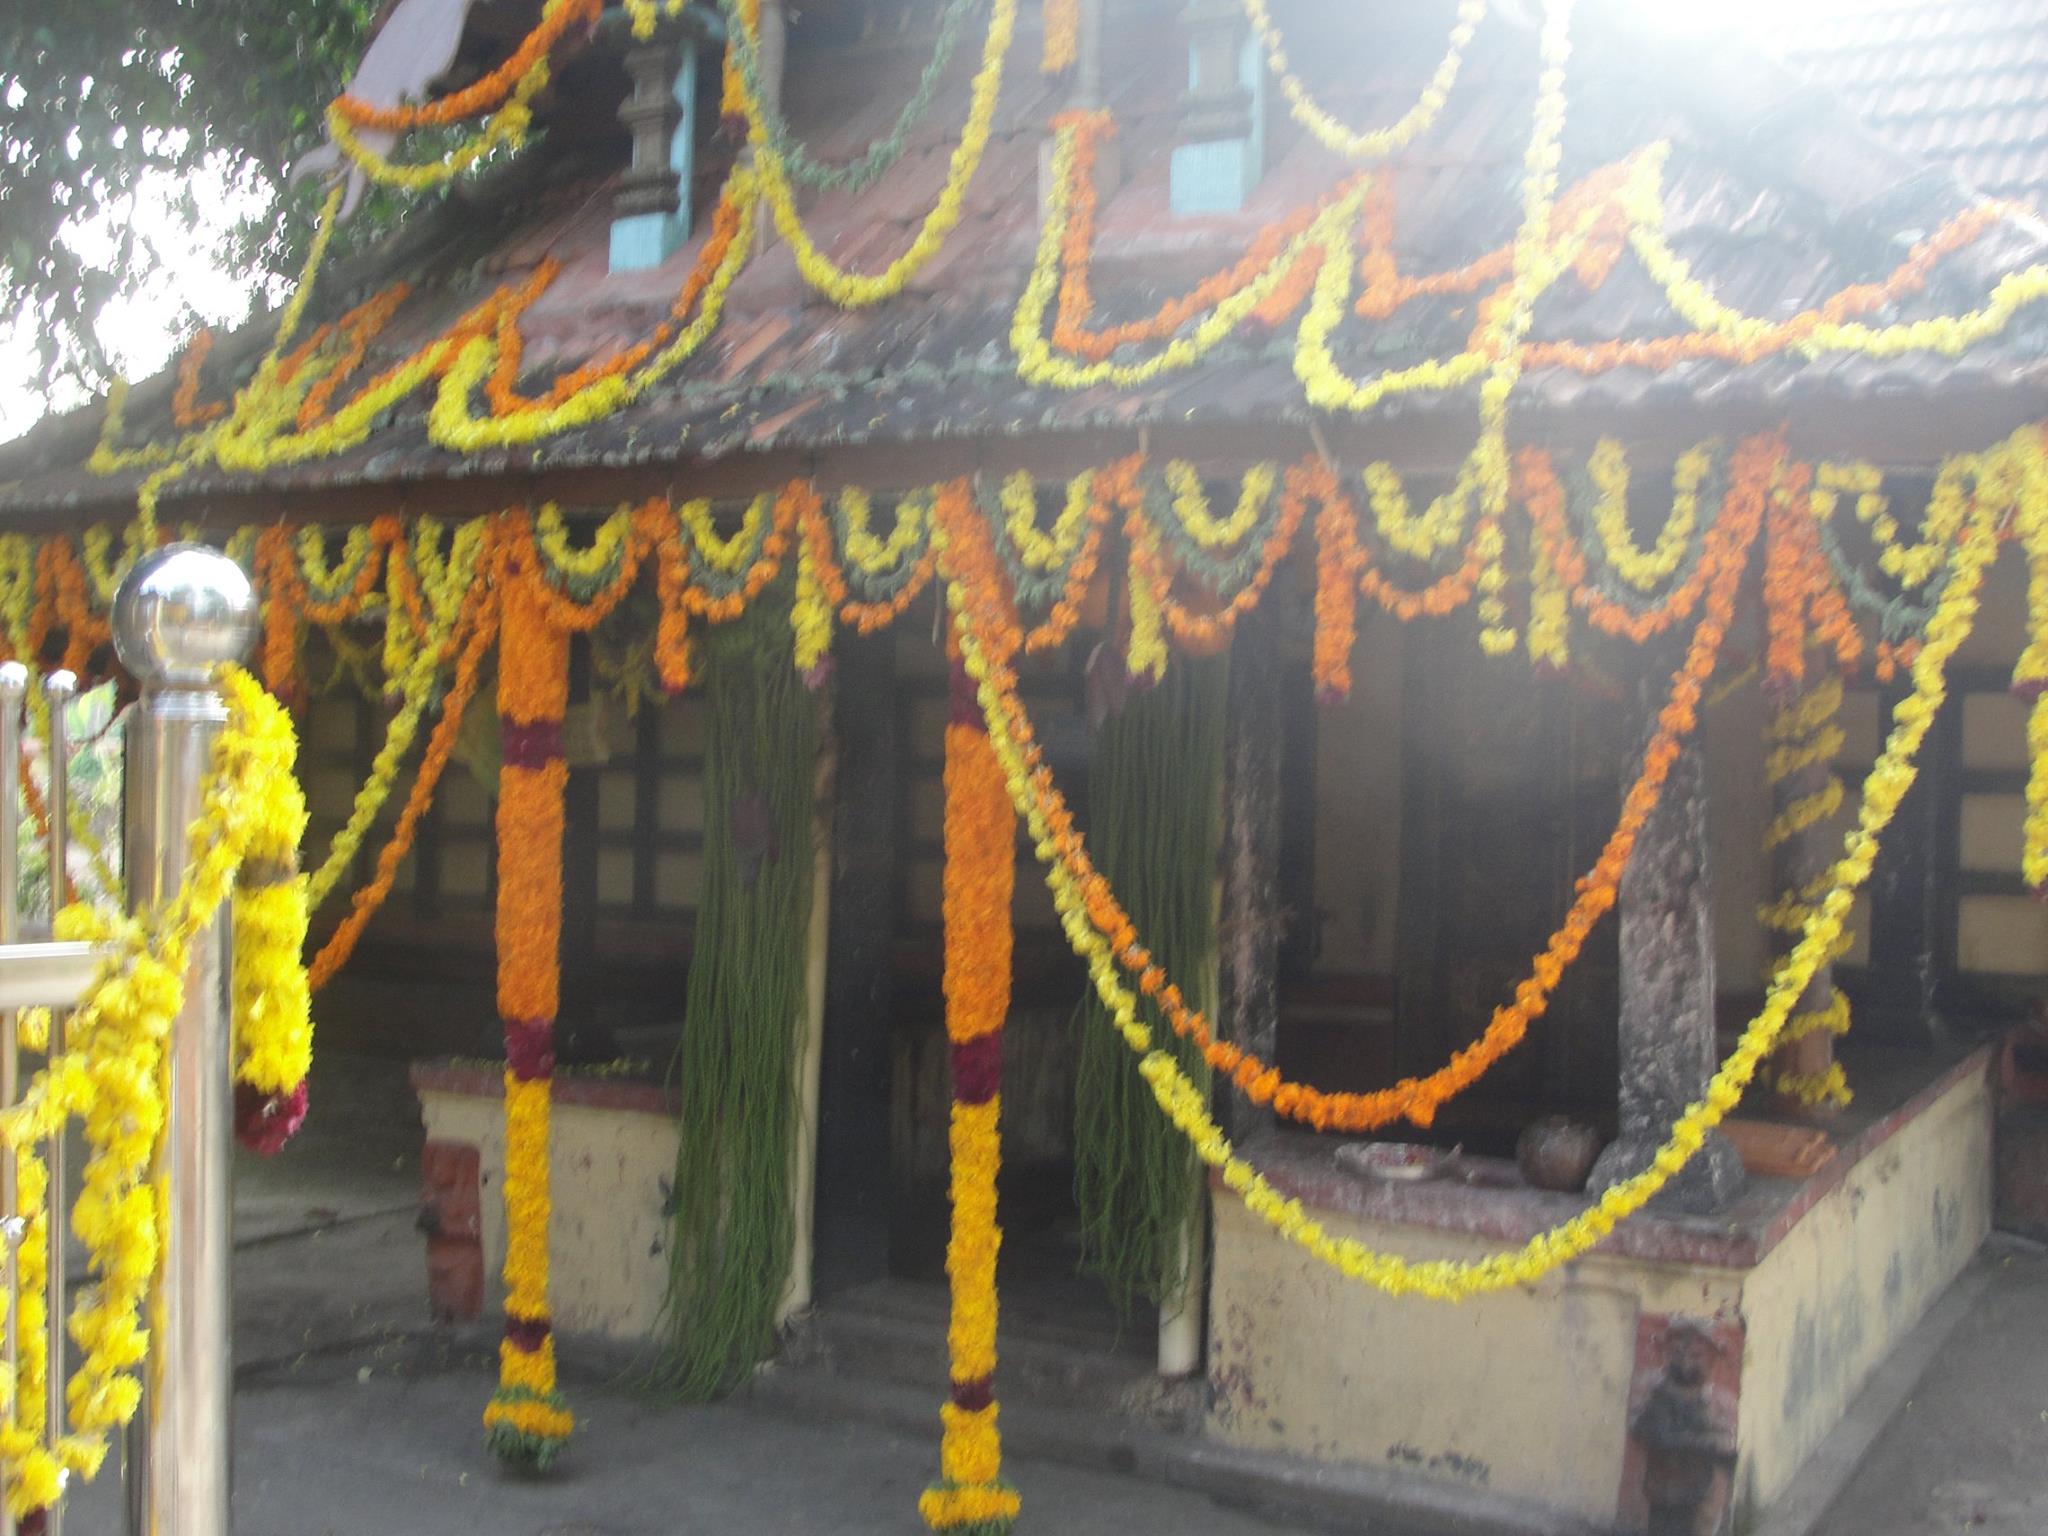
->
xmin=1073 ymin=654 xmax=1229 ymax=1315
xmin=652 ymin=607 xmax=819 ymax=1399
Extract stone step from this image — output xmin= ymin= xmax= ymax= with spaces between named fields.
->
xmin=787 ymin=1281 xmax=1187 ymax=1426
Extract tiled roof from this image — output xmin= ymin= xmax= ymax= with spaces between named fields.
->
xmin=1783 ymin=0 xmax=2048 ymax=207
xmin=4 ymin=0 xmax=2047 ymax=518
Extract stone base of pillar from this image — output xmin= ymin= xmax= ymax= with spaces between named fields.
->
xmin=1590 ymin=1129 xmax=1746 ymax=1217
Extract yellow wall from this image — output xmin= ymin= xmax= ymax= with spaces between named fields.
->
xmin=419 ymin=1087 xmax=707 ymax=1341
xmin=1732 ymin=1064 xmax=1992 ymax=1518
xmin=1206 ymin=1062 xmax=1992 ymax=1524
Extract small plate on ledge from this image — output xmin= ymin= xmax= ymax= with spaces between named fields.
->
xmin=1335 ymin=1141 xmax=1461 ymax=1184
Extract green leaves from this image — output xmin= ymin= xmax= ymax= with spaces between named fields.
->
xmin=0 ymin=0 xmax=376 ymax=399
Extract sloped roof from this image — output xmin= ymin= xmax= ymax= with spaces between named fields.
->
xmin=1782 ymin=0 xmax=2048 ymax=208
xmin=3 ymin=0 xmax=2046 ymax=521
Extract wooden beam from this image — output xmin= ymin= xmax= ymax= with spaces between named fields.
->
xmin=1219 ymin=601 xmax=1285 ymax=1144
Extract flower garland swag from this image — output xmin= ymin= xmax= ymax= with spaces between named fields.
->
xmin=331 ymin=0 xmax=598 ymax=131
xmin=1240 ymin=0 xmax=1486 ymax=163
xmin=729 ymin=0 xmax=1019 ymax=307
xmin=1163 ymin=439 xmax=1766 ymax=1130
xmin=0 ymin=668 xmax=308 ymax=1518
xmin=304 ymin=517 xmax=488 ymax=913
xmin=1074 ymin=653 xmax=1227 ymax=1316
xmin=945 ymin=448 xmax=2003 ymax=1298
xmin=919 ymin=653 xmax=1020 ymax=1536
xmin=482 ymin=533 xmax=575 ymax=1469
xmin=307 ymin=560 xmax=502 ymax=991
xmin=652 ymin=606 xmax=819 ymax=1400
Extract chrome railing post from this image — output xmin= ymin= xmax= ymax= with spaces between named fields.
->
xmin=41 ymin=667 xmax=75 ymax=1536
xmin=0 ymin=659 xmax=23 ymax=1536
xmin=113 ymin=547 xmax=257 ymax=1536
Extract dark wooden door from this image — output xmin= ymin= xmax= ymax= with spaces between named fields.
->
xmin=1395 ymin=633 xmax=1625 ymax=1148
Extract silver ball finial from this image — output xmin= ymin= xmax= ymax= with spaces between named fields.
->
xmin=112 ymin=544 xmax=258 ymax=688
xmin=0 ymin=662 xmax=25 ymax=703
xmin=44 ymin=669 xmax=77 ymax=704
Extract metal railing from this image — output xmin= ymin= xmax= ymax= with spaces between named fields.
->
xmin=0 ymin=545 xmax=257 ymax=1536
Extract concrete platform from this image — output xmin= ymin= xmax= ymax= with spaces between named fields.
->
xmin=1208 ymin=1045 xmax=1996 ymax=1531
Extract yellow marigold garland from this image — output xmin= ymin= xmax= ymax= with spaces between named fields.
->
xmin=738 ymin=0 xmax=1017 ymax=307
xmin=1 ymin=667 xmax=308 ymax=1518
xmin=1165 ymin=461 xmax=1274 ymax=549
xmin=1762 ymin=670 xmax=1854 ymax=1109
xmin=304 ymin=519 xmax=485 ymax=911
xmin=1042 ymin=0 xmax=1077 ymax=73
xmin=1241 ymin=0 xmax=1484 ymax=163
xmin=325 ymin=58 xmax=549 ymax=191
xmin=945 ymin=457 xmax=2001 ymax=1298
xmin=1586 ymin=437 xmax=1712 ymax=592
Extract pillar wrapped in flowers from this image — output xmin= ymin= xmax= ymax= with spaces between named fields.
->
xmin=482 ymin=529 xmax=575 ymax=1467
xmin=919 ymin=654 xmax=1020 ymax=1535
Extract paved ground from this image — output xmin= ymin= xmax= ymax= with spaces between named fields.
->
xmin=56 ymin=1053 xmax=1301 ymax=1536
xmin=1814 ymin=1240 xmax=2048 ymax=1536
xmin=69 ymin=1356 xmax=1308 ymax=1536
xmin=48 ymin=1053 xmax=2048 ymax=1535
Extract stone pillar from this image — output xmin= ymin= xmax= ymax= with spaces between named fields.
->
xmin=1590 ymin=677 xmax=1745 ymax=1214
xmin=1219 ymin=602 xmax=1284 ymax=1144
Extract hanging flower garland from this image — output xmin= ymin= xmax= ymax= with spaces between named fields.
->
xmin=309 ymin=570 xmax=502 ymax=990
xmin=1763 ymin=461 xmax=1864 ymax=693
xmin=987 ymin=460 xmax=1133 ymax=652
xmin=730 ymin=0 xmax=1018 ymax=307
xmin=304 ymin=519 xmax=487 ymax=912
xmin=431 ymin=176 xmax=754 ymax=451
xmin=1760 ymin=668 xmax=1855 ymax=1110
xmin=1 ymin=667 xmax=307 ymax=1518
xmin=1582 ymin=438 xmax=1711 ymax=592
xmin=1126 ymin=465 xmax=1305 ymax=665
xmin=946 ymin=442 xmax=2004 ymax=1298
xmin=1046 ymin=112 xmax=1340 ymax=364
xmin=626 ymin=0 xmax=690 ymax=40
xmin=1017 ymin=114 xmax=1359 ymax=390
xmin=732 ymin=0 xmax=986 ymax=194
xmin=327 ymin=58 xmax=549 ymax=191
xmin=1241 ymin=0 xmax=1485 ymax=162
xmin=331 ymin=0 xmax=598 ymax=130
xmin=1042 ymin=0 xmax=1078 ymax=73
xmin=483 ymin=531 xmax=575 ymax=1470
xmin=170 ymin=328 xmax=228 ymax=429
xmin=938 ymin=434 xmax=1771 ymax=1137
xmin=920 ymin=655 xmax=1021 ymax=1536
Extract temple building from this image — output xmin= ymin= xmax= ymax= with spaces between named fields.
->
xmin=4 ymin=1 xmax=2048 ymax=1531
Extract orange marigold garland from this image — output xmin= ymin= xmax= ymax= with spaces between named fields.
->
xmin=939 ymin=434 xmax=1775 ymax=1135
xmin=919 ymin=654 xmax=1021 ymax=1536
xmin=483 ymin=528 xmax=575 ymax=1469
xmin=171 ymin=328 xmax=228 ymax=428
xmin=331 ymin=0 xmax=599 ymax=130
xmin=308 ymin=573 xmax=501 ymax=990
